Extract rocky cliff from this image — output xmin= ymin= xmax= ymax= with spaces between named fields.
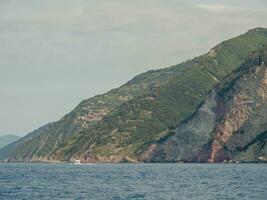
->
xmin=1 ymin=28 xmax=267 ymax=163
xmin=145 ymin=50 xmax=267 ymax=163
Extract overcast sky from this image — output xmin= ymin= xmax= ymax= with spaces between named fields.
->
xmin=0 ymin=0 xmax=267 ymax=137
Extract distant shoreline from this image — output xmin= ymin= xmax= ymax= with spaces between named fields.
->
xmin=1 ymin=160 xmax=267 ymax=164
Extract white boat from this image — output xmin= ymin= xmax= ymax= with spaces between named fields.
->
xmin=73 ymin=160 xmax=81 ymax=165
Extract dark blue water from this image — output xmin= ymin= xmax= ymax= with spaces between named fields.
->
xmin=0 ymin=163 xmax=266 ymax=200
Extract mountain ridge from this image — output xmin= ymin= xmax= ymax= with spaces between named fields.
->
xmin=0 ymin=135 xmax=20 ymax=149
xmin=1 ymin=27 xmax=267 ymax=163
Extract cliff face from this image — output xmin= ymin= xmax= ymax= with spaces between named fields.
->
xmin=1 ymin=28 xmax=267 ymax=163
xmin=142 ymin=90 xmax=217 ymax=162
xmin=209 ymin=54 xmax=267 ymax=163
xmin=145 ymin=51 xmax=267 ymax=163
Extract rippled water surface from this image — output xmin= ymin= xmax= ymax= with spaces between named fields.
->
xmin=0 ymin=163 xmax=267 ymax=200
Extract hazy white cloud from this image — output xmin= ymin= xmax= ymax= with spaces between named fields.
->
xmin=196 ymin=4 xmax=267 ymax=12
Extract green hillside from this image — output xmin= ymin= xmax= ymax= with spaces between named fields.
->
xmin=1 ymin=27 xmax=267 ymax=163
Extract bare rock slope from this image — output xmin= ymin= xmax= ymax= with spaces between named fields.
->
xmin=146 ymin=50 xmax=267 ymax=163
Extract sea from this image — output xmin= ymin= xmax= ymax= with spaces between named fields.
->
xmin=0 ymin=163 xmax=266 ymax=200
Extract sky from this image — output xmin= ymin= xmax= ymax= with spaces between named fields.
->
xmin=0 ymin=0 xmax=267 ymax=137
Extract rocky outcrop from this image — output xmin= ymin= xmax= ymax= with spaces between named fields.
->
xmin=146 ymin=51 xmax=267 ymax=163
xmin=143 ymin=90 xmax=217 ymax=162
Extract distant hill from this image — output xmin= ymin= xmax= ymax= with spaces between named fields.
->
xmin=1 ymin=28 xmax=267 ymax=163
xmin=0 ymin=135 xmax=20 ymax=149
